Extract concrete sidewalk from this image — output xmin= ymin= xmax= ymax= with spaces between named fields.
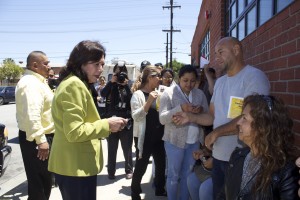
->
xmin=0 ymin=140 xmax=166 ymax=200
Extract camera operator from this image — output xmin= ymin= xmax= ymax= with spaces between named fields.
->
xmin=101 ymin=62 xmax=133 ymax=180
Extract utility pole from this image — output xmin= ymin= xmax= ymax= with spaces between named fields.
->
xmin=165 ymin=33 xmax=169 ymax=68
xmin=163 ymin=0 xmax=181 ymax=69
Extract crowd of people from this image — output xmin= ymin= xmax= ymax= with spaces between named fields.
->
xmin=14 ymin=37 xmax=300 ymax=200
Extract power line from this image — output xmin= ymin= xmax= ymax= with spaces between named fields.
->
xmin=2 ymin=1 xmax=198 ymax=11
xmin=0 ymin=15 xmax=165 ymax=26
xmin=0 ymin=48 xmax=164 ymax=55
xmin=0 ymin=1 xmax=200 ymax=65
xmin=0 ymin=25 xmax=166 ymax=34
xmin=0 ymin=50 xmax=166 ymax=61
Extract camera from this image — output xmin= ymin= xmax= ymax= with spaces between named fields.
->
xmin=116 ymin=72 xmax=128 ymax=84
xmin=48 ymin=79 xmax=58 ymax=90
xmin=113 ymin=61 xmax=128 ymax=84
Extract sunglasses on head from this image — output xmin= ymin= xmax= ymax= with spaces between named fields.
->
xmin=261 ymin=95 xmax=273 ymax=112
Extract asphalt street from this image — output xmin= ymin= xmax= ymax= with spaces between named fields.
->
xmin=0 ymin=103 xmax=165 ymax=200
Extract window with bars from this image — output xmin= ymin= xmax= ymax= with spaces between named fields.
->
xmin=199 ymin=31 xmax=210 ymax=62
xmin=226 ymin=0 xmax=294 ymax=40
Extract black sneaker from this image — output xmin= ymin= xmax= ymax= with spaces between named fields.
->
xmin=125 ymin=173 xmax=133 ymax=179
xmin=155 ymin=190 xmax=167 ymax=197
xmin=131 ymin=193 xmax=142 ymax=200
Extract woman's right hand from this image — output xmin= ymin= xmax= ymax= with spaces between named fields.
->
xmin=181 ymin=103 xmax=203 ymax=114
xmin=107 ymin=117 xmax=128 ymax=132
xmin=202 ymin=157 xmax=213 ymax=169
xmin=191 ymin=105 xmax=203 ymax=114
xmin=192 ymin=149 xmax=204 ymax=160
xmin=143 ymin=91 xmax=158 ymax=113
xmin=148 ymin=91 xmax=158 ymax=103
xmin=181 ymin=103 xmax=194 ymax=112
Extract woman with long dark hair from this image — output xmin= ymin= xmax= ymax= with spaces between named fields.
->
xmin=48 ymin=40 xmax=127 ymax=200
xmin=218 ymin=94 xmax=299 ymax=199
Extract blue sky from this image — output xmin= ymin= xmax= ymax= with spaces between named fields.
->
xmin=0 ymin=0 xmax=202 ymax=66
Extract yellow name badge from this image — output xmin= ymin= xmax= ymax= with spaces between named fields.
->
xmin=227 ymin=96 xmax=244 ymax=119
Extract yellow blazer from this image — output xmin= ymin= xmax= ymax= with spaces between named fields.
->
xmin=48 ymin=75 xmax=110 ymax=176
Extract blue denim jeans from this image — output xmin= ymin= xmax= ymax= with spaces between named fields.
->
xmin=164 ymin=141 xmax=199 ymax=200
xmin=211 ymin=158 xmax=229 ymax=199
xmin=199 ymin=178 xmax=213 ymax=200
xmin=187 ymin=172 xmax=213 ymax=200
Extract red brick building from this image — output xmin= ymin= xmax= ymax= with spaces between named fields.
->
xmin=191 ymin=0 xmax=300 ymax=148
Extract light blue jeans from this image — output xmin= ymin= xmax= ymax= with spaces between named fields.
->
xmin=187 ymin=172 xmax=213 ymax=200
xmin=164 ymin=141 xmax=199 ymax=200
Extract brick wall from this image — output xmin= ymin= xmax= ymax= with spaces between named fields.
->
xmin=191 ymin=0 xmax=225 ymax=66
xmin=243 ymin=1 xmax=300 ymax=148
xmin=191 ymin=0 xmax=300 ymax=149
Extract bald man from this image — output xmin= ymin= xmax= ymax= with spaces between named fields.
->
xmin=173 ymin=37 xmax=270 ymax=198
xmin=16 ymin=51 xmax=54 ymax=200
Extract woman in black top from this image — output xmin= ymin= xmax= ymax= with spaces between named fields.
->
xmin=130 ymin=65 xmax=167 ymax=200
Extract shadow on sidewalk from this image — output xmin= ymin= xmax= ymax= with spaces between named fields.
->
xmin=118 ymin=182 xmax=155 ymax=198
xmin=8 ymin=137 xmax=19 ymax=144
xmin=0 ymin=181 xmax=28 ymax=200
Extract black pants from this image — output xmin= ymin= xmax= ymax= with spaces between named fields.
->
xmin=134 ymin=136 xmax=139 ymax=158
xmin=19 ymin=130 xmax=53 ymax=200
xmin=131 ymin=139 xmax=166 ymax=200
xmin=212 ymin=158 xmax=229 ymax=200
xmin=107 ymin=128 xmax=133 ymax=175
xmin=54 ymin=173 xmax=97 ymax=200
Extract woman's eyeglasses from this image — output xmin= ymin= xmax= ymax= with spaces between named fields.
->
xmin=150 ymin=73 xmax=161 ymax=78
xmin=162 ymin=77 xmax=173 ymax=80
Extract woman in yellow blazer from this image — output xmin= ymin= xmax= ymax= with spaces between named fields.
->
xmin=48 ymin=40 xmax=128 ymax=200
